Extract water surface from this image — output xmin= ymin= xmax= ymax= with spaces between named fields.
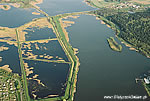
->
xmin=0 ymin=0 xmax=149 ymax=100
xmin=0 ymin=42 xmax=21 ymax=74
xmin=0 ymin=6 xmax=44 ymax=28
xmin=25 ymin=60 xmax=70 ymax=99
xmin=65 ymin=15 xmax=150 ymax=101
xmin=24 ymin=27 xmax=56 ymax=41
xmin=22 ymin=41 xmax=69 ymax=61
xmin=37 ymin=0 xmax=95 ymax=16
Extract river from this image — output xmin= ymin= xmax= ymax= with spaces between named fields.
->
xmin=37 ymin=0 xmax=95 ymax=16
xmin=65 ymin=15 xmax=150 ymax=101
xmin=0 ymin=0 xmax=150 ymax=100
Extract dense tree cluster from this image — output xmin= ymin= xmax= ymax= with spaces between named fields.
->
xmin=93 ymin=9 xmax=150 ymax=56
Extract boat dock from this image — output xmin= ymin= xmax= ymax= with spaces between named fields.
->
xmin=135 ymin=78 xmax=143 ymax=83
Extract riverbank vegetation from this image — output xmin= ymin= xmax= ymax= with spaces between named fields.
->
xmin=0 ymin=11 xmax=79 ymax=100
xmin=143 ymin=82 xmax=150 ymax=96
xmin=0 ymin=0 xmax=43 ymax=8
xmin=1 ymin=0 xmax=150 ymax=100
xmin=107 ymin=37 xmax=122 ymax=52
xmin=0 ymin=5 xmax=11 ymax=10
xmin=86 ymin=1 xmax=150 ymax=96
xmin=92 ymin=8 xmax=150 ymax=57
xmin=49 ymin=15 xmax=80 ymax=101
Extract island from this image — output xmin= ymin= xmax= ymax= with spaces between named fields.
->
xmin=107 ymin=37 xmax=122 ymax=52
xmin=85 ymin=0 xmax=150 ymax=98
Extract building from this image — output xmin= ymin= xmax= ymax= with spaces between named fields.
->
xmin=144 ymin=78 xmax=150 ymax=84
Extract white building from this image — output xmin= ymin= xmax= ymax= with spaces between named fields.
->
xmin=144 ymin=78 xmax=150 ymax=84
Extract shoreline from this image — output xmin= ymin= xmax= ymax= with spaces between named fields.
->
xmin=50 ymin=15 xmax=80 ymax=100
xmin=83 ymin=0 xmax=99 ymax=8
xmin=83 ymin=0 xmax=95 ymax=8
xmin=59 ymin=15 xmax=79 ymax=42
xmin=84 ymin=0 xmax=150 ymax=59
xmin=93 ymin=14 xmax=150 ymax=58
xmin=107 ymin=37 xmax=122 ymax=52
xmin=0 ymin=5 xmax=11 ymax=10
xmin=0 ymin=0 xmax=149 ymax=100
xmin=0 ymin=65 xmax=12 ymax=72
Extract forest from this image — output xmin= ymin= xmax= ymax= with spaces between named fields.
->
xmin=93 ymin=8 xmax=150 ymax=57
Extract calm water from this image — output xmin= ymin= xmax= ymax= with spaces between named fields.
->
xmin=24 ymin=27 xmax=56 ymax=41
xmin=22 ymin=40 xmax=70 ymax=99
xmin=0 ymin=6 xmax=44 ymax=28
xmin=0 ymin=0 xmax=150 ymax=100
xmin=37 ymin=0 xmax=95 ymax=16
xmin=65 ymin=15 xmax=150 ymax=101
xmin=25 ymin=60 xmax=70 ymax=99
xmin=0 ymin=42 xmax=21 ymax=74
xmin=22 ymin=41 xmax=69 ymax=61
xmin=0 ymin=0 xmax=94 ymax=28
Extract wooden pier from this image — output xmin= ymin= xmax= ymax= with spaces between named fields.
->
xmin=135 ymin=78 xmax=143 ymax=83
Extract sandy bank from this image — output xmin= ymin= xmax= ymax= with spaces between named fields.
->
xmin=18 ymin=18 xmax=52 ymax=41
xmin=59 ymin=16 xmax=78 ymax=42
xmin=0 ymin=46 xmax=9 ymax=52
xmin=32 ymin=12 xmax=40 ymax=15
xmin=0 ymin=5 xmax=11 ymax=10
xmin=10 ymin=3 xmax=20 ymax=8
xmin=0 ymin=65 xmax=12 ymax=72
xmin=0 ymin=27 xmax=16 ymax=41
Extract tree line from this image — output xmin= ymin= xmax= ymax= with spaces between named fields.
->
xmin=93 ymin=8 xmax=150 ymax=57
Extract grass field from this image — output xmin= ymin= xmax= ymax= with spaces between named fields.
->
xmin=88 ymin=0 xmax=120 ymax=7
xmin=130 ymin=0 xmax=150 ymax=5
